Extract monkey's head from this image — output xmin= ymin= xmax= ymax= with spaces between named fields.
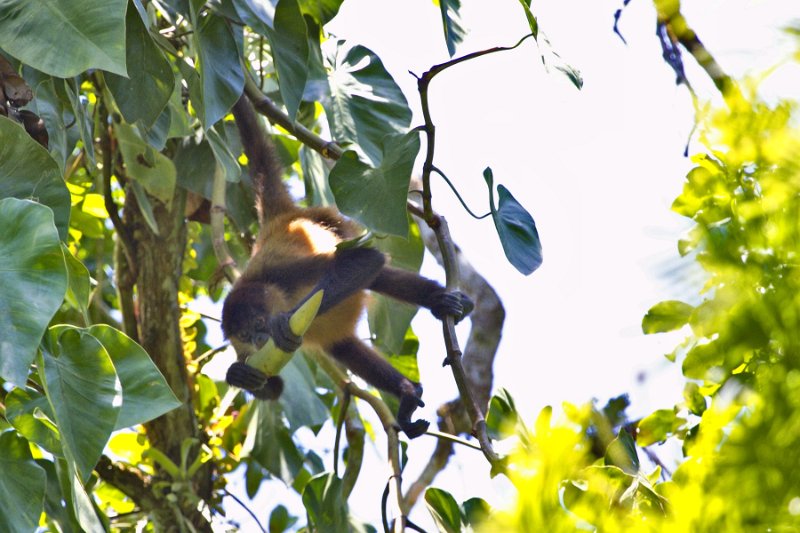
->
xmin=221 ymin=281 xmax=288 ymax=360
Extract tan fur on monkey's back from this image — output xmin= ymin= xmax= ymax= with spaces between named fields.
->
xmin=245 ymin=207 xmax=366 ymax=349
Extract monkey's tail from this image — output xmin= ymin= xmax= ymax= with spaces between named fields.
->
xmin=231 ymin=95 xmax=296 ymax=227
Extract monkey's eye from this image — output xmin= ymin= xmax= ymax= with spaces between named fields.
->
xmin=252 ymin=316 xmax=267 ymax=331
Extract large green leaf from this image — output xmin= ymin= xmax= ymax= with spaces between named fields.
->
xmin=88 ymin=325 xmax=181 ymax=429
xmin=106 ymin=7 xmax=174 ymax=128
xmin=272 ymin=0 xmax=309 ymax=121
xmin=642 ymin=300 xmax=694 ymax=334
xmin=41 ymin=327 xmax=121 ymax=482
xmin=0 ymin=432 xmax=46 ymax=533
xmin=324 ymin=41 xmax=412 ymax=166
xmin=0 ymin=199 xmax=67 ymax=387
xmin=329 ymin=131 xmax=420 ymax=236
xmin=192 ymin=10 xmax=244 ymax=128
xmin=425 ymin=488 xmax=462 ymax=533
xmin=0 ymin=117 xmax=70 ymax=239
xmin=484 ymin=168 xmax=542 ymax=275
xmin=113 ymin=120 xmax=177 ymax=204
xmin=302 ymin=473 xmax=348 ymax=533
xmin=0 ymin=0 xmax=127 ymax=77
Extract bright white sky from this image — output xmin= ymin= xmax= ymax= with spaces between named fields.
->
xmin=213 ymin=1 xmax=800 ymax=529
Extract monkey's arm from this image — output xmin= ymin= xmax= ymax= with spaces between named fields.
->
xmin=369 ymin=266 xmax=474 ymax=323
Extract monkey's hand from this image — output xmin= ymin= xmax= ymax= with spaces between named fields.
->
xmin=269 ymin=312 xmax=303 ymax=352
xmin=397 ymin=382 xmax=430 ymax=439
xmin=431 ymin=291 xmax=474 ymax=324
xmin=226 ymin=362 xmax=284 ymax=400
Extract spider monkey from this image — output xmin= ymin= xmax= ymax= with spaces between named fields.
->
xmin=221 ymin=95 xmax=473 ymax=439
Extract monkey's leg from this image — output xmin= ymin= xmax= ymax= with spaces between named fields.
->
xmin=369 ymin=266 xmax=474 ymax=323
xmin=328 ymin=337 xmax=430 ymax=439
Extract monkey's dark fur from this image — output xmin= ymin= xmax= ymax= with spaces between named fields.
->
xmin=221 ymin=95 xmax=473 ymax=438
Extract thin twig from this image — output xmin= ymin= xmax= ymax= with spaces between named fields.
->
xmin=223 ymin=487 xmax=267 ymax=533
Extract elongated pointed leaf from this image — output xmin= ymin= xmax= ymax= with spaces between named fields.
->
xmin=0 ymin=117 xmax=70 ymax=239
xmin=193 ymin=11 xmax=245 ymax=127
xmin=41 ymin=327 xmax=121 ymax=482
xmin=0 ymin=0 xmax=127 ymax=77
xmin=273 ymin=0 xmax=309 ymax=121
xmin=329 ymin=131 xmax=420 ymax=236
xmin=88 ymin=325 xmax=181 ymax=429
xmin=0 ymin=432 xmax=46 ymax=533
xmin=106 ymin=7 xmax=174 ymax=128
xmin=0 ymin=199 xmax=67 ymax=387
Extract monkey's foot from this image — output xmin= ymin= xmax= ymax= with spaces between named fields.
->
xmin=432 ymin=291 xmax=474 ymax=324
xmin=399 ymin=418 xmax=430 ymax=439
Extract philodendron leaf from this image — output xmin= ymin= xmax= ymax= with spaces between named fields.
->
xmin=106 ymin=7 xmax=174 ymax=128
xmin=0 ymin=432 xmax=46 ymax=533
xmin=329 ymin=131 xmax=420 ymax=236
xmin=88 ymin=325 xmax=181 ymax=429
xmin=41 ymin=326 xmax=121 ymax=482
xmin=0 ymin=0 xmax=127 ymax=77
xmin=484 ymin=168 xmax=542 ymax=275
xmin=0 ymin=116 xmax=70 ymax=240
xmin=324 ymin=41 xmax=412 ymax=166
xmin=0 ymin=199 xmax=67 ymax=387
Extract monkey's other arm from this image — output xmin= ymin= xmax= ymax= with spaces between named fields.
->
xmin=369 ymin=266 xmax=474 ymax=323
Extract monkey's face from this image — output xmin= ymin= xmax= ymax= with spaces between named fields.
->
xmin=221 ymin=281 xmax=287 ymax=359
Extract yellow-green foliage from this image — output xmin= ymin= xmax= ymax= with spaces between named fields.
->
xmin=480 ymin=80 xmax=800 ymax=531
